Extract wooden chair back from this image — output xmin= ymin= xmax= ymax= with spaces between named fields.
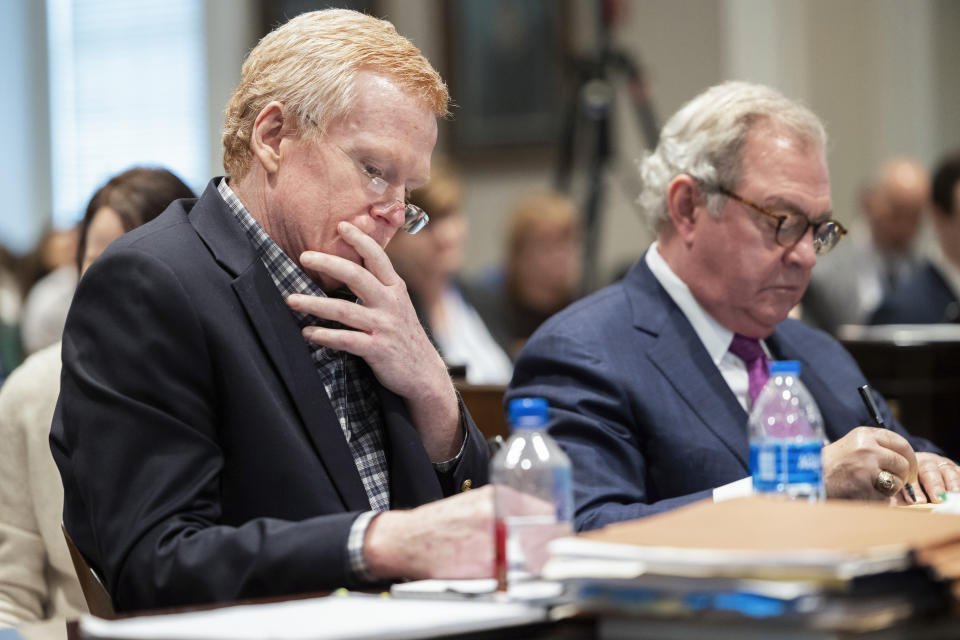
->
xmin=456 ymin=383 xmax=509 ymax=455
xmin=61 ymin=523 xmax=116 ymax=619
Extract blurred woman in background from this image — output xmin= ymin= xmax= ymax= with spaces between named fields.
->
xmin=387 ymin=160 xmax=513 ymax=385
xmin=0 ymin=167 xmax=194 ymax=636
xmin=495 ymin=191 xmax=583 ymax=356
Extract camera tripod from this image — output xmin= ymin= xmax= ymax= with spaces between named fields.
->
xmin=554 ymin=1 xmax=660 ymax=292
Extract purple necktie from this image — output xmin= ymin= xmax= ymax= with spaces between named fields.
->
xmin=728 ymin=334 xmax=770 ymax=406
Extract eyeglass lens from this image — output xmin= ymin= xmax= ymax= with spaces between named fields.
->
xmin=812 ymin=222 xmax=843 ymax=254
xmin=778 ymin=216 xmax=842 ymax=255
xmin=341 ymin=145 xmax=429 ymax=235
xmin=401 ymin=205 xmax=429 ymax=234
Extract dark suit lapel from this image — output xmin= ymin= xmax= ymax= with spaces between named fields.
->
xmin=377 ymin=388 xmax=443 ymax=509
xmin=627 ymin=259 xmax=750 ymax=470
xmin=190 ymin=180 xmax=370 ymax=511
xmin=231 ymin=267 xmax=370 ymax=510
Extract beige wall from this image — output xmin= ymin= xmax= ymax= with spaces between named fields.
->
xmin=209 ymin=0 xmax=960 ymax=284
xmin=933 ymin=0 xmax=960 ymax=165
xmin=804 ymin=0 xmax=937 ymax=221
xmin=204 ymin=0 xmax=259 ymax=180
xmin=385 ymin=0 xmax=724 ymax=282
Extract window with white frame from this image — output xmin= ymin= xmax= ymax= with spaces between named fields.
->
xmin=47 ymin=0 xmax=208 ymax=227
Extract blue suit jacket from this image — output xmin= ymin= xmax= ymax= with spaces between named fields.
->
xmin=508 ymin=257 xmax=940 ymax=531
xmin=870 ymin=261 xmax=960 ymax=324
xmin=50 ymin=180 xmax=488 ymax=611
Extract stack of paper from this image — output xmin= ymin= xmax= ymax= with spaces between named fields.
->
xmin=544 ymin=497 xmax=960 ymax=631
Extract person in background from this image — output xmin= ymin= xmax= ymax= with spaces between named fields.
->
xmin=386 ymin=160 xmax=513 ymax=384
xmin=0 ymin=167 xmax=194 ymax=637
xmin=871 ymin=152 xmax=960 ymax=324
xmin=482 ymin=191 xmax=582 ymax=357
xmin=802 ymin=157 xmax=929 ymax=335
xmin=19 ymin=227 xmax=80 ymax=357
xmin=508 ymin=81 xmax=958 ymax=531
xmin=0 ymin=245 xmax=23 ymax=383
xmin=51 ymin=9 xmax=492 ymax=614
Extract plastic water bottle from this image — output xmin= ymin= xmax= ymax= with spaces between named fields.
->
xmin=492 ymin=397 xmax=573 ymax=590
xmin=748 ymin=361 xmax=826 ymax=501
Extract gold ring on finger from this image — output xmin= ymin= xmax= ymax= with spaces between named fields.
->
xmin=874 ymin=470 xmax=897 ymax=495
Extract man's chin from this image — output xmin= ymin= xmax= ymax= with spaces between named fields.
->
xmin=749 ymin=307 xmax=794 ymax=337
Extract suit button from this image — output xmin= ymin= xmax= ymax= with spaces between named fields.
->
xmin=460 ymin=479 xmax=473 ymax=492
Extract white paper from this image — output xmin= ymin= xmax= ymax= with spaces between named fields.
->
xmin=390 ymin=579 xmax=498 ymax=598
xmin=79 ymin=594 xmax=547 ymax=640
xmin=546 ymin=535 xmax=911 ymax=580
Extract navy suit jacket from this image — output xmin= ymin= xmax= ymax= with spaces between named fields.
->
xmin=508 ymin=257 xmax=940 ymax=531
xmin=870 ymin=261 xmax=960 ymax=324
xmin=50 ymin=180 xmax=488 ymax=611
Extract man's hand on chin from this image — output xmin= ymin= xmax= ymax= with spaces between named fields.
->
xmin=288 ymin=221 xmax=461 ymax=461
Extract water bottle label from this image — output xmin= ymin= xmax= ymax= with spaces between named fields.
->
xmin=750 ymin=441 xmax=823 ymax=493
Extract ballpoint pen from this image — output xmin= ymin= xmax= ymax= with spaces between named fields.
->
xmin=857 ymin=384 xmax=918 ymax=502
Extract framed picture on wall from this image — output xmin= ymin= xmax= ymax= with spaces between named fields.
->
xmin=445 ymin=0 xmax=568 ymax=153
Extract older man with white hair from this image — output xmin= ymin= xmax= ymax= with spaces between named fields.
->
xmin=508 ymin=81 xmax=959 ymax=531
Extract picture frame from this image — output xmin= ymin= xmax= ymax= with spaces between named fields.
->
xmin=444 ymin=0 xmax=568 ymax=154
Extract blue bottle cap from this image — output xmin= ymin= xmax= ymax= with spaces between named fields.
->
xmin=508 ymin=397 xmax=548 ymax=429
xmin=769 ymin=360 xmax=801 ymax=375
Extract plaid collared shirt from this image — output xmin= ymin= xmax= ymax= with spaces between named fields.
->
xmin=218 ymin=178 xmax=387 ymax=580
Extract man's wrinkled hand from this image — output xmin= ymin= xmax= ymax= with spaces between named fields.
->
xmin=822 ymin=426 xmax=918 ymax=502
xmin=914 ymin=452 xmax=960 ymax=503
xmin=287 ymin=222 xmax=450 ymax=403
xmin=364 ymin=485 xmax=496 ymax=581
xmin=286 ymin=222 xmax=462 ymax=460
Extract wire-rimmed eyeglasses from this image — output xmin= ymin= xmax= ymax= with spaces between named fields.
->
xmin=709 ymin=184 xmax=846 ymax=255
xmin=334 ymin=145 xmax=429 ymax=234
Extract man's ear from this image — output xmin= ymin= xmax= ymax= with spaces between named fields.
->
xmin=666 ymin=174 xmax=704 ymax=245
xmin=250 ymin=101 xmax=286 ymax=175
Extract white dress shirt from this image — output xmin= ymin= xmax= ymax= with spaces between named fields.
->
xmin=433 ymin=285 xmax=513 ymax=385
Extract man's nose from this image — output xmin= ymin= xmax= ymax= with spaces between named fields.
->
xmin=371 ymin=199 xmax=406 ymax=229
xmin=787 ymin=228 xmax=818 ymax=268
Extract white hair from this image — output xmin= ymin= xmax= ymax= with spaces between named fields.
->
xmin=637 ymin=81 xmax=828 ymax=235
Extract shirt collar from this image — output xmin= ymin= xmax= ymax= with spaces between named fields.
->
xmin=645 ymin=241 xmax=734 ymax=366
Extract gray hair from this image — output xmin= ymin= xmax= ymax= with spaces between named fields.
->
xmin=637 ymin=81 xmax=828 ymax=235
